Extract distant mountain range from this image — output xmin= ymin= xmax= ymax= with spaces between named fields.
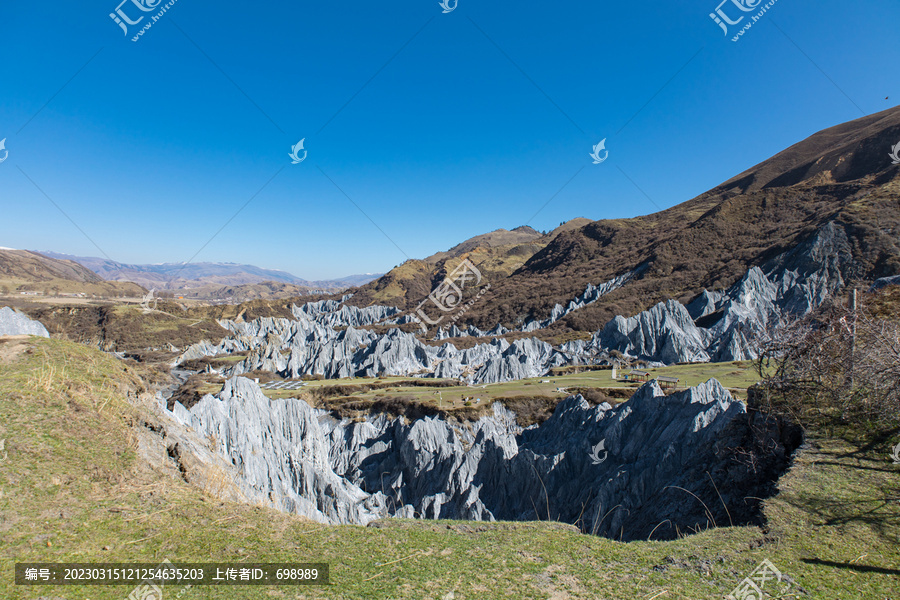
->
xmin=36 ymin=253 xmax=382 ymax=292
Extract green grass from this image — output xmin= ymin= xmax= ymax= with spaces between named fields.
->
xmin=251 ymin=361 xmax=762 ymax=410
xmin=2 ymin=338 xmax=899 ymax=598
xmin=204 ymin=354 xmax=248 ymax=365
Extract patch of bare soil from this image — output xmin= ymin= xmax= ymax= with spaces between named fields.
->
xmin=0 ymin=335 xmax=32 ymax=364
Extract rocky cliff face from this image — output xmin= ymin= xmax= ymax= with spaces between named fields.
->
xmin=870 ymin=274 xmax=900 ymax=291
xmin=165 ymin=377 xmax=799 ymax=541
xmin=598 ymin=299 xmax=712 ymax=364
xmin=291 ymin=296 xmax=401 ymax=328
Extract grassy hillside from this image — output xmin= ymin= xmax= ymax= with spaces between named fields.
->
xmin=163 ymin=281 xmax=320 ymax=303
xmin=0 ymin=249 xmax=103 ymax=283
xmin=21 ymin=302 xmax=229 ymax=360
xmin=2 ymin=337 xmax=899 ymax=599
xmin=348 ymin=220 xmax=592 ymax=310
xmin=423 ymin=225 xmax=546 ymax=264
xmin=0 ymin=249 xmax=145 ymax=299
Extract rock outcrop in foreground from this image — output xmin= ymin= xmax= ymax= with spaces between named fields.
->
xmin=0 ymin=306 xmax=49 ymax=337
xmin=166 ymin=377 xmax=799 ymax=541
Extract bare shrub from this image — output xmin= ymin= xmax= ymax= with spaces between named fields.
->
xmin=753 ymin=295 xmax=900 ymax=428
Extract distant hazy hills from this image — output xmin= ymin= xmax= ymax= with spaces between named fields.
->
xmin=352 ymin=105 xmax=900 ymax=335
xmin=1 ymin=248 xmax=101 ymax=283
xmin=0 ymin=248 xmax=144 ymax=297
xmin=0 ymin=249 xmax=382 ymax=303
xmin=37 ymin=253 xmax=382 ymax=293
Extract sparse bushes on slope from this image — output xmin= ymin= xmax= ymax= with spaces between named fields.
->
xmin=753 ymin=292 xmax=900 ymax=430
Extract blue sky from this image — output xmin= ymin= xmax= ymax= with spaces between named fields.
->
xmin=1 ymin=1 xmax=898 ymax=280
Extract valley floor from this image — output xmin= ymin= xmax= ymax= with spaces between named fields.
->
xmin=187 ymin=361 xmax=761 ymax=424
xmin=2 ymin=338 xmax=898 ymax=599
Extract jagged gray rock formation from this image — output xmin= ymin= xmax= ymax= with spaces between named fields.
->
xmin=433 ymin=324 xmax=469 ymax=340
xmin=600 ymin=222 xmax=858 ymax=363
xmin=222 ymin=325 xmax=571 ymax=384
xmin=871 ymin=274 xmax=900 ymax=290
xmin=600 ymin=300 xmax=712 ymax=364
xmin=292 ymin=296 xmax=401 ymax=328
xmin=176 ymin=296 xmax=571 ymax=384
xmin=166 ymin=377 xmax=799 ymax=540
xmin=431 ymin=324 xmax=511 ymax=340
xmin=174 ymin=221 xmax=865 ymax=383
xmin=0 ymin=306 xmax=50 ymax=337
xmin=519 ymin=267 xmax=644 ymax=332
xmin=177 ymin=339 xmax=222 ymax=362
xmin=686 ymin=289 xmax=725 ymax=320
xmin=472 ymin=337 xmax=569 ymax=382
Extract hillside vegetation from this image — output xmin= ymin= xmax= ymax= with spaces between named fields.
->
xmin=347 ymin=222 xmax=590 ymax=310
xmin=2 ymin=337 xmax=899 ymax=599
xmin=0 ymin=249 xmax=144 ymax=298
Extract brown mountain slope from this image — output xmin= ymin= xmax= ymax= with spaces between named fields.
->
xmin=424 ymin=225 xmax=544 ymax=264
xmin=0 ymin=248 xmax=103 ymax=283
xmin=348 ymin=220 xmax=592 ymax=309
xmin=719 ymin=106 xmax=900 ymax=193
xmin=466 ymin=106 xmax=900 ymax=334
xmin=355 ymin=106 xmax=900 ymax=336
xmin=0 ymin=248 xmax=145 ymax=298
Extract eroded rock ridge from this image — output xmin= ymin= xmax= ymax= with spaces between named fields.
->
xmin=166 ymin=377 xmax=798 ymax=540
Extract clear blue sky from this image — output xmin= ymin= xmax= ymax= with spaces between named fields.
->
xmin=1 ymin=1 xmax=898 ymax=280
